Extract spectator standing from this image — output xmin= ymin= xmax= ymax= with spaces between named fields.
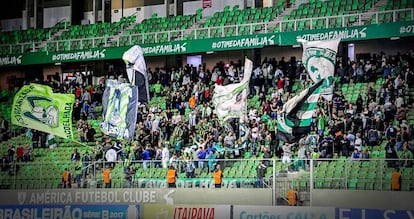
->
xmin=70 ymin=148 xmax=81 ymax=161
xmin=360 ymin=148 xmax=370 ymax=161
xmin=23 ymin=144 xmax=32 ymax=161
xmin=287 ymin=188 xmax=298 ymax=206
xmin=385 ymin=139 xmax=398 ymax=167
xmin=7 ymin=146 xmax=15 ymax=163
xmin=125 ymin=167 xmax=134 ymax=188
xmin=213 ymin=164 xmax=223 ymax=188
xmin=400 ymin=144 xmax=413 ymax=167
xmin=74 ymin=160 xmax=83 ymax=188
xmin=391 ymin=167 xmax=401 ymax=191
xmin=16 ymin=145 xmax=24 ymax=162
xmin=62 ymin=168 xmax=72 ymax=188
xmin=102 ymin=166 xmax=112 ymax=188
xmin=166 ymin=165 xmax=177 ymax=188
xmin=162 ymin=145 xmax=170 ymax=168
xmin=185 ymin=157 xmax=195 ymax=178
xmin=296 ymin=143 xmax=307 ymax=171
xmin=256 ymin=160 xmax=267 ymax=188
xmin=282 ymin=143 xmax=291 ymax=164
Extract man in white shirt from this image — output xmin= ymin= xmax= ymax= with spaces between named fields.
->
xmin=162 ymin=145 xmax=170 ymax=168
xmin=188 ymin=111 xmax=197 ymax=132
xmin=105 ymin=148 xmax=117 ymax=168
xmin=201 ymin=103 xmax=212 ymax=119
xmin=211 ymin=69 xmax=219 ymax=83
xmin=282 ymin=143 xmax=292 ymax=164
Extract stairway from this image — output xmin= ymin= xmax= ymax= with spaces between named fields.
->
xmin=355 ymin=0 xmax=388 ymax=25
xmin=267 ymin=3 xmax=300 ymax=31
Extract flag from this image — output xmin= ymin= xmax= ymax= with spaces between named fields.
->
xmin=100 ymin=79 xmax=138 ymax=141
xmin=122 ymin=45 xmax=150 ymax=104
xmin=202 ymin=0 xmax=212 ymax=8
xmin=277 ymin=79 xmax=324 ymax=143
xmin=212 ymin=57 xmax=253 ymax=124
xmin=11 ymin=83 xmax=75 ymax=139
xmin=301 ymin=38 xmax=340 ymax=101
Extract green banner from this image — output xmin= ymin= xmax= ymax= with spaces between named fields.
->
xmin=280 ymin=21 xmax=414 ymax=45
xmin=11 ymin=83 xmax=75 ymax=139
xmin=0 ymin=21 xmax=413 ymax=67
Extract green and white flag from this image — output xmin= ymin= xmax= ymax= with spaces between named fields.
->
xmin=302 ymin=38 xmax=340 ymax=101
xmin=277 ymin=79 xmax=323 ymax=143
xmin=11 ymin=83 xmax=75 ymax=139
xmin=100 ymin=79 xmax=138 ymax=141
xmin=212 ymin=58 xmax=253 ymax=123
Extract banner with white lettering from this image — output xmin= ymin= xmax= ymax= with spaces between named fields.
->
xmin=11 ymin=83 xmax=75 ymax=139
xmin=143 ymin=205 xmax=230 ymax=219
xmin=0 ymin=205 xmax=139 ymax=219
xmin=0 ymin=189 xmax=273 ymax=206
xmin=234 ymin=206 xmax=334 ymax=219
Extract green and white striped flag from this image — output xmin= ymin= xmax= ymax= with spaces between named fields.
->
xmin=212 ymin=57 xmax=253 ymax=124
xmin=302 ymin=38 xmax=340 ymax=101
xmin=11 ymin=83 xmax=75 ymax=139
xmin=277 ymin=79 xmax=324 ymax=143
xmin=277 ymin=38 xmax=340 ymax=142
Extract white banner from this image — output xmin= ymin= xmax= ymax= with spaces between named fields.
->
xmin=301 ymin=38 xmax=340 ymax=101
xmin=212 ymin=58 xmax=253 ymax=123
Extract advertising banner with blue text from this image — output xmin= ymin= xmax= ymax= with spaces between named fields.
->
xmin=0 ymin=205 xmax=140 ymax=219
xmin=234 ymin=205 xmax=334 ymax=219
xmin=336 ymin=208 xmax=414 ymax=219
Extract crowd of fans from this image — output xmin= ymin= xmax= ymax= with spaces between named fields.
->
xmin=2 ymin=50 xmax=414 ymax=186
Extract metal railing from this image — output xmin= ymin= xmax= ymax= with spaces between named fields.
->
xmin=0 ymin=8 xmax=412 ymax=54
xmin=1 ymin=158 xmax=412 ymax=190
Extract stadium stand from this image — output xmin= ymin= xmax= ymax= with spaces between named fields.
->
xmin=0 ymin=1 xmax=413 ymax=208
xmin=0 ymin=0 xmax=412 ymax=52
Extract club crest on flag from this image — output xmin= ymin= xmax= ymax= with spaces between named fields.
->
xmin=302 ymin=38 xmax=340 ymax=101
xmin=23 ymin=96 xmax=59 ymax=128
xmin=11 ymin=84 xmax=75 ymax=139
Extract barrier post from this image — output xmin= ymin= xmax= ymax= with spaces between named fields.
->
xmin=273 ymin=158 xmax=276 ymax=205
xmin=310 ymin=159 xmax=313 ymax=206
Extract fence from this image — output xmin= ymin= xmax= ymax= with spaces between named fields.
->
xmin=0 ymin=8 xmax=413 ymax=53
xmin=1 ymin=157 xmax=412 ymax=193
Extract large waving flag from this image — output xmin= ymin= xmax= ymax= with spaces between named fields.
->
xmin=122 ymin=45 xmax=150 ymax=104
xmin=277 ymin=79 xmax=324 ymax=143
xmin=11 ymin=83 xmax=75 ymax=139
xmin=100 ymin=79 xmax=138 ymax=141
xmin=212 ymin=58 xmax=253 ymax=123
xmin=302 ymin=38 xmax=340 ymax=101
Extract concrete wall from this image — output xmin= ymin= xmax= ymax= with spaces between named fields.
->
xmin=0 ymin=188 xmax=412 ymax=210
xmin=42 ymin=65 xmax=62 ymax=81
xmin=43 ymin=6 xmax=71 ymax=28
xmin=312 ymin=190 xmax=414 ymax=210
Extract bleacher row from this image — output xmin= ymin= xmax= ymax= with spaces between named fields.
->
xmin=0 ymin=76 xmax=413 ymax=190
xmin=0 ymin=0 xmax=412 ymax=55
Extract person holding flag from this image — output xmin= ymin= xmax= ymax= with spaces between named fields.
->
xmin=277 ymin=38 xmax=341 ymax=143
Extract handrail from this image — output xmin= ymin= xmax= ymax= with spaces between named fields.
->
xmin=0 ymin=157 xmax=412 ymax=198
xmin=0 ymin=8 xmax=413 ymax=53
